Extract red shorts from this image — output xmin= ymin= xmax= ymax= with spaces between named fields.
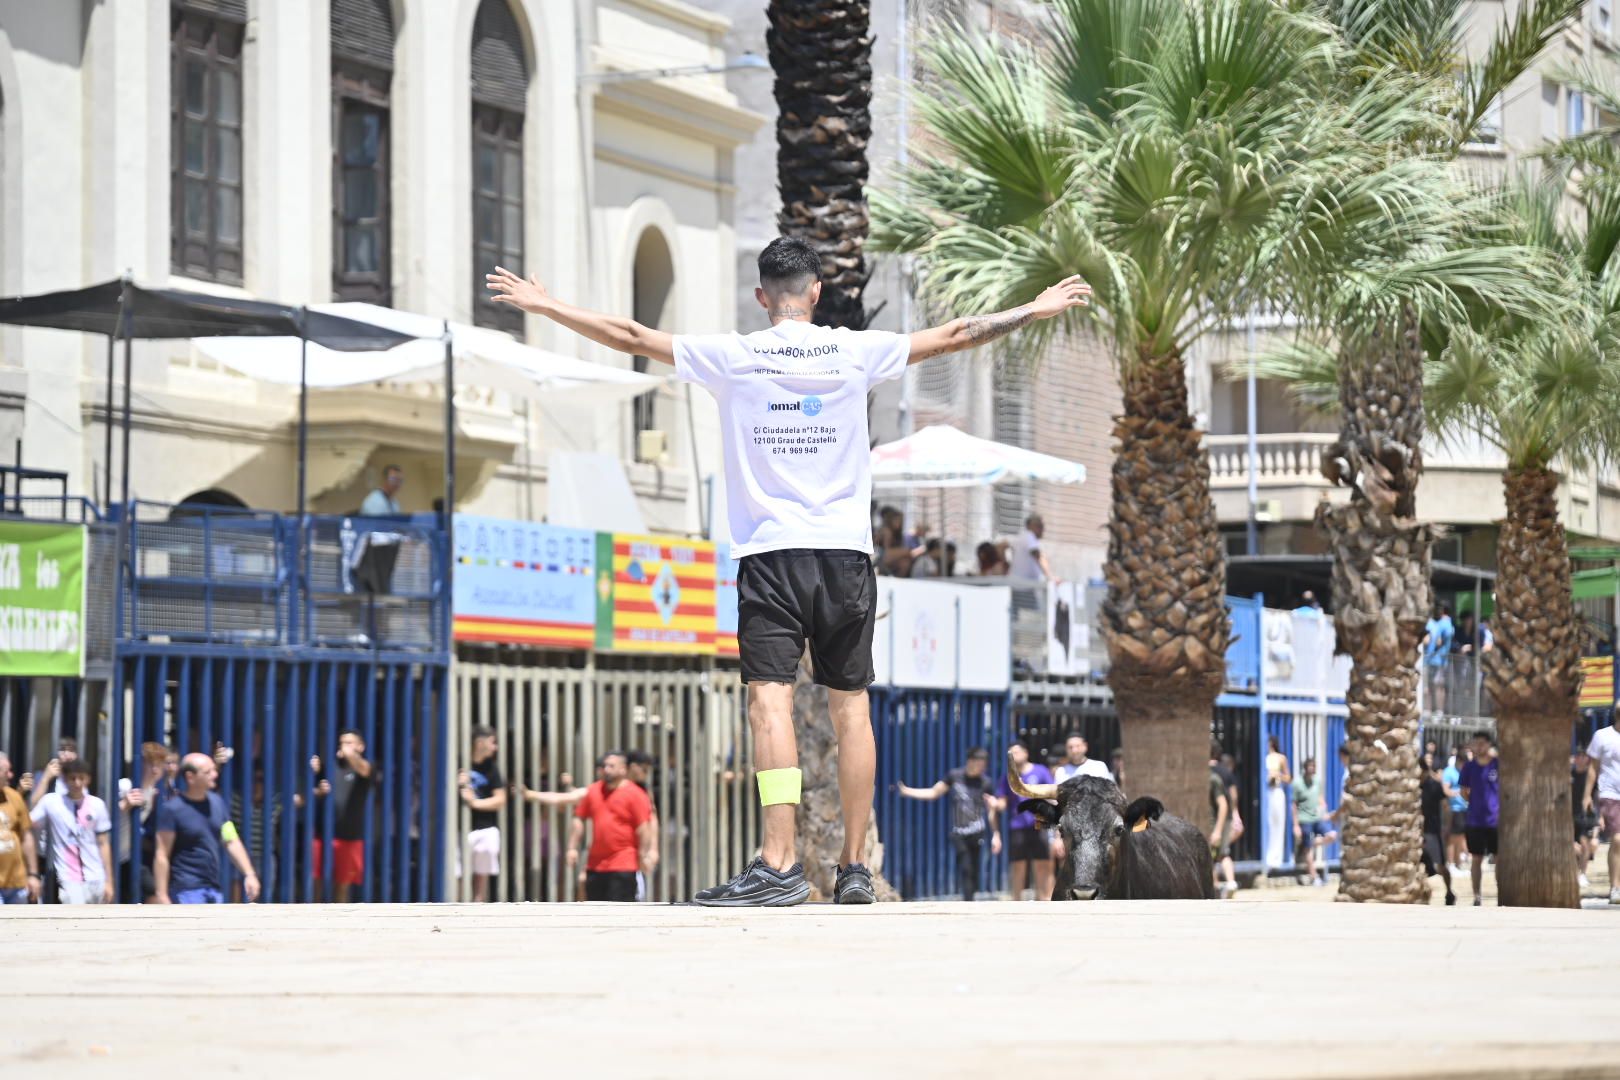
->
xmin=1600 ymin=798 xmax=1620 ymax=837
xmin=311 ymin=838 xmax=365 ymax=887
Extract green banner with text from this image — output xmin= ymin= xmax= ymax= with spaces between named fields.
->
xmin=0 ymin=521 xmax=86 ymax=677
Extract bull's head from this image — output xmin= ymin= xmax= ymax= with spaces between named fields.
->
xmin=1006 ymin=750 xmax=1163 ymax=900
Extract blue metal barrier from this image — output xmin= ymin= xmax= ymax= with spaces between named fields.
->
xmin=872 ymin=687 xmax=1011 ymax=900
xmin=110 ymin=647 xmax=448 ymax=903
xmin=1226 ymin=596 xmax=1261 ymax=692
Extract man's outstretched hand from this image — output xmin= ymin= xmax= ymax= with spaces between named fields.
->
xmin=486 ymin=267 xmax=551 ymax=314
xmin=1030 ymin=275 xmax=1092 ymax=319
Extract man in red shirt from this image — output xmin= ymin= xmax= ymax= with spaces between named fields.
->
xmin=567 ymin=751 xmax=655 ymax=902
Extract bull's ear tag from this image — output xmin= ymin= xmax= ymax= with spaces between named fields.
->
xmin=1131 ymin=818 xmax=1150 ymax=833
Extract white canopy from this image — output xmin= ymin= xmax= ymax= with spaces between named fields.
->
xmin=191 ymin=302 xmax=664 ymax=405
xmin=870 ymin=425 xmax=1087 ymax=488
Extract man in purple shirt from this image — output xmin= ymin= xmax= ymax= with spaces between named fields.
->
xmin=996 ymin=742 xmax=1056 ymax=901
xmin=1458 ymin=730 xmax=1500 ymax=907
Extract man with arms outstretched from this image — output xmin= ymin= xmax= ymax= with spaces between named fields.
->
xmin=488 ymin=239 xmax=1089 ymax=905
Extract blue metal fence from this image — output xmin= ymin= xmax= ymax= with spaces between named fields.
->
xmin=872 ymin=687 xmax=1011 ymax=900
xmin=111 ymin=647 xmax=449 ymax=903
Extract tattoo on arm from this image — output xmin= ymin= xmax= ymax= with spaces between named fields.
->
xmin=960 ymin=305 xmax=1035 ymax=346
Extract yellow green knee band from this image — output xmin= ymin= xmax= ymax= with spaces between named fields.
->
xmin=757 ymin=767 xmax=802 ymax=806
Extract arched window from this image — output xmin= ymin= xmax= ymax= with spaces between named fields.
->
xmin=470 ymin=0 xmax=529 ymax=333
xmin=631 ymin=229 xmax=675 ymax=439
xmin=332 ymin=0 xmax=395 ymax=304
xmin=171 ymin=1 xmax=246 ymax=284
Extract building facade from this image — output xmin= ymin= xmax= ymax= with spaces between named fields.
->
xmin=0 ymin=0 xmax=762 ymax=532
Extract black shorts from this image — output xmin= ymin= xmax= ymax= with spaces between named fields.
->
xmin=585 ymin=871 xmax=639 ymax=902
xmin=1575 ymin=815 xmax=1598 ymax=841
xmin=1422 ymin=832 xmax=1445 ymax=876
xmin=1465 ymin=826 xmax=1498 ymax=856
xmin=1008 ymin=828 xmax=1050 ymax=864
xmin=737 ymin=549 xmax=876 ymax=691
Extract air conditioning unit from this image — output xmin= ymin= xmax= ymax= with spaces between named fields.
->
xmin=1254 ymin=499 xmax=1282 ymax=523
xmin=637 ymin=429 xmax=669 ymax=465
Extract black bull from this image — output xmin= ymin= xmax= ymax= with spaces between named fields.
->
xmin=1011 ymin=772 xmax=1214 ymax=901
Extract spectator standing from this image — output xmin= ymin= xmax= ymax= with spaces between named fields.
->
xmin=27 ymin=736 xmax=80 ymax=809
xmin=626 ymin=749 xmax=662 ymax=901
xmin=1444 ymin=746 xmax=1470 ymax=873
xmin=996 ymin=742 xmax=1056 ymax=901
xmin=1009 ymin=515 xmax=1053 ymax=581
xmin=1581 ymin=712 xmax=1620 ymax=904
xmin=1571 ymin=748 xmax=1597 ymax=891
xmin=1208 ymin=746 xmax=1235 ymax=898
xmin=1458 ymin=730 xmax=1500 ymax=907
xmin=360 ymin=464 xmax=404 ymax=516
xmin=118 ymin=741 xmax=172 ymax=901
xmin=1294 ymin=591 xmax=1323 ymax=614
xmin=568 ymin=752 xmax=656 ymax=902
xmin=312 ymin=729 xmax=375 ymax=902
xmin=153 ymin=753 xmax=260 ymax=904
xmin=973 ymin=541 xmax=1009 ymax=577
xmin=1291 ymin=758 xmax=1335 ymax=886
xmin=30 ymin=760 xmax=113 ymax=904
xmin=459 ymin=726 xmax=507 ymax=903
xmin=1052 ymin=734 xmax=1110 ymax=870
xmin=0 ymin=752 xmax=40 ymax=904
xmin=909 ymin=538 xmax=943 ymax=578
xmin=1422 ymin=604 xmax=1455 ymax=719
xmin=1420 ymin=754 xmax=1456 ymax=906
xmin=896 ymin=747 xmax=1001 ymax=901
xmin=1264 ymin=735 xmax=1291 ymax=871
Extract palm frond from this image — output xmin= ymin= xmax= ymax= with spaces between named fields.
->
xmin=1458 ymin=0 xmax=1585 ymax=148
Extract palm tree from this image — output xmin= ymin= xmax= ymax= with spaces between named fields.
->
xmin=1272 ymin=0 xmax=1583 ymax=903
xmin=1271 ymin=176 xmax=1604 ymax=909
xmin=766 ymin=0 xmax=894 ymax=897
xmin=767 ymin=0 xmax=874 ymax=329
xmin=872 ymin=0 xmax=1467 ymax=820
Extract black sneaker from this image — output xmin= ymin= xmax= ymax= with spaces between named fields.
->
xmin=693 ymin=858 xmax=810 ymax=907
xmin=1445 ymin=892 xmax=1456 ymax=906
xmin=834 ymin=863 xmax=876 ymax=905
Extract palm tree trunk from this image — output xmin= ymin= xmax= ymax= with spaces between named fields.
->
xmin=1320 ymin=310 xmax=1433 ymax=903
xmin=767 ymin=0 xmax=873 ymax=329
xmin=1104 ymin=349 xmax=1229 ymax=823
xmin=791 ymin=671 xmax=899 ymax=900
xmin=1485 ymin=466 xmax=1581 ymax=909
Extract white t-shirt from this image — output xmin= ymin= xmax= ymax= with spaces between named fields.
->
xmin=674 ymin=320 xmax=909 ymax=558
xmin=1010 ymin=529 xmax=1044 ymax=580
xmin=31 ymin=791 xmax=112 ymax=885
xmin=1588 ymin=723 xmax=1620 ymax=801
xmin=1055 ymin=758 xmax=1112 ymax=784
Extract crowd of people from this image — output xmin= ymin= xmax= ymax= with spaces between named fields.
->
xmin=873 ymin=506 xmax=1056 ymax=583
xmin=0 ymin=730 xmax=380 ymax=906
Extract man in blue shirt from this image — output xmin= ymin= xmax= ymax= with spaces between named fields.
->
xmin=1422 ymin=603 xmax=1455 ymax=718
xmin=1458 ymin=731 xmax=1499 ymax=907
xmin=154 ymin=753 xmax=260 ymax=904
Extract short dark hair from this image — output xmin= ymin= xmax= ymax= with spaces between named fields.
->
xmin=966 ymin=746 xmax=989 ymax=761
xmin=1025 ymin=514 xmax=1043 ymax=530
xmin=1211 ymin=738 xmax=1224 ymax=758
xmin=758 ymin=236 xmax=821 ymax=292
xmin=340 ymin=728 xmax=363 ymax=742
xmin=383 ymin=464 xmax=403 ymax=477
xmin=602 ymin=750 xmax=628 ymax=765
xmin=1472 ymin=730 xmax=1493 ymax=744
xmin=62 ymin=759 xmax=92 ymax=780
xmin=58 ymin=737 xmax=78 ymax=753
xmin=1065 ymin=731 xmax=1086 ymax=744
xmin=627 ymin=749 xmax=654 ymax=767
xmin=471 ymin=726 xmax=496 ymax=742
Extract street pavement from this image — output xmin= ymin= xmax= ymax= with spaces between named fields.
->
xmin=7 ymin=893 xmax=1617 ymax=1078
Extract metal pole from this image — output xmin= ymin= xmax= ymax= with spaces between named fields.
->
xmin=1473 ymin=572 xmax=1484 ymax=715
xmin=119 ymin=328 xmax=133 ymax=508
xmin=103 ymin=331 xmax=116 ymax=512
xmin=1245 ymin=308 xmax=1260 ymax=556
xmin=444 ymin=323 xmax=456 ymax=647
xmin=296 ymin=310 xmax=309 ymax=515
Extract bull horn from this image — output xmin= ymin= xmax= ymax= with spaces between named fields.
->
xmin=1005 ymin=749 xmax=1059 ymax=800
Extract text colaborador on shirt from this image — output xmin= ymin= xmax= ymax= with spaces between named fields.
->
xmin=674 ymin=320 xmax=909 ymax=558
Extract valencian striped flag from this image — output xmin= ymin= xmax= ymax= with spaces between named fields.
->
xmin=1579 ymin=655 xmax=1615 ymax=709
xmin=595 ymin=533 xmax=718 ymax=655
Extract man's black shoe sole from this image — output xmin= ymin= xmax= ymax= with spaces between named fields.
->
xmin=834 ymin=884 xmax=876 ymax=904
xmin=692 ymin=880 xmax=811 ymax=907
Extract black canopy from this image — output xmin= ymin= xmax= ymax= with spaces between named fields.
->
xmin=0 ymin=279 xmax=416 ymax=349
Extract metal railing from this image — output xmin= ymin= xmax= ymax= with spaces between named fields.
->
xmin=118 ymin=502 xmax=447 ymax=653
xmin=1418 ymin=652 xmax=1494 ymax=719
xmin=1206 ymin=433 xmax=1337 ymax=487
xmin=448 ymin=652 xmax=757 ymax=903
